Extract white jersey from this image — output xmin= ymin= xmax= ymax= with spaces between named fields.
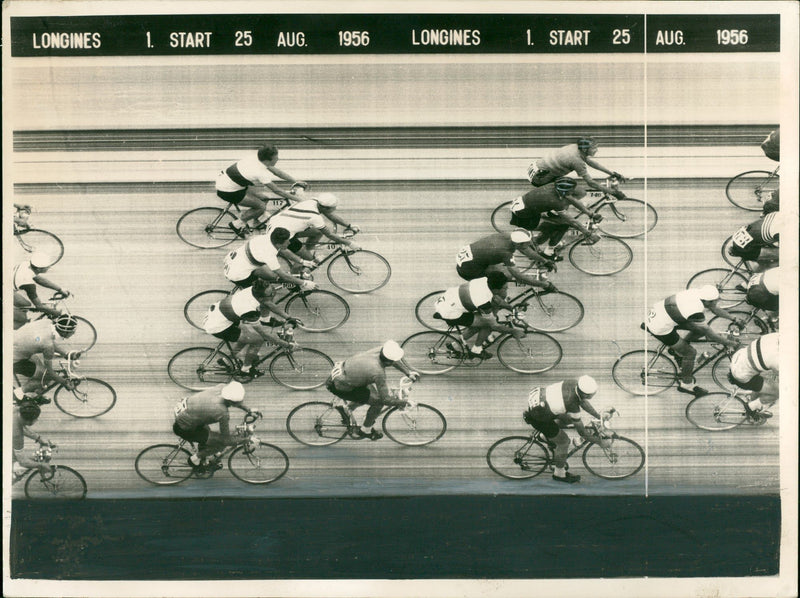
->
xmin=730 ymin=332 xmax=779 ymax=382
xmin=748 ymin=268 xmax=779 ymax=294
xmin=223 ymin=235 xmax=282 ymax=283
xmin=203 ymin=287 xmax=263 ymax=334
xmin=267 ymin=200 xmax=326 ymax=236
xmin=646 ymin=289 xmax=705 ymax=336
xmin=434 ymin=279 xmax=493 ymax=320
xmin=216 ymin=152 xmax=277 ymax=192
xmin=14 ymin=319 xmax=57 ymax=361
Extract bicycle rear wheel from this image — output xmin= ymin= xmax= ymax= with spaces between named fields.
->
xmin=184 ymin=289 xmax=230 ymax=330
xmin=582 ymin=437 xmax=645 ymax=479
xmin=414 ymin=290 xmax=447 ymax=331
xmin=24 ymin=465 xmax=87 ymax=499
xmin=568 ymin=236 xmax=633 ymax=275
xmin=400 ymin=331 xmax=465 ymax=375
xmin=686 ymin=268 xmax=747 ymax=309
xmin=382 ymin=404 xmax=447 ymax=446
xmin=53 ymin=377 xmax=117 ymax=418
xmin=270 ymin=349 xmax=333 ymax=390
xmin=490 ymin=201 xmax=514 ymax=234
xmin=168 ymin=347 xmax=235 ymax=391
xmin=16 ymin=229 xmax=65 ymax=267
xmin=725 ymin=170 xmax=779 ymax=211
xmin=709 ymin=310 xmax=767 ymax=345
xmin=284 ymin=290 xmax=350 ymax=332
xmin=685 ymin=392 xmax=748 ymax=431
xmin=486 ymin=436 xmax=549 ymax=480
xmin=520 ymin=291 xmax=584 ymax=332
xmin=56 ymin=316 xmax=97 ymax=354
xmin=496 ymin=333 xmax=562 ymax=374
xmin=612 ymin=350 xmax=677 ymax=395
xmin=595 ymin=198 xmax=658 ymax=239
xmin=135 ymin=444 xmax=194 ymax=485
xmin=286 ymin=401 xmax=349 ymax=446
xmin=327 ymin=250 xmax=391 ymax=293
xmin=176 ymin=207 xmax=238 ymax=249
xmin=228 ymin=442 xmax=289 ymax=485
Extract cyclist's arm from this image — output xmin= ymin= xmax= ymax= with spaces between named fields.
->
xmin=562 ymin=195 xmax=595 ymax=218
xmin=685 ymin=321 xmax=739 ymax=348
xmin=490 ymin=293 xmax=514 ymax=312
xmin=584 ymin=156 xmax=617 ymax=178
xmin=31 ymin=275 xmax=67 ymax=296
xmin=573 ymin=419 xmax=607 ymax=446
xmin=254 ymin=265 xmax=313 ymax=289
xmin=17 ymin=285 xmax=62 ymax=318
xmin=322 ymin=210 xmax=357 ymax=231
xmin=13 ymin=448 xmax=43 ymax=471
xmin=251 ymin=324 xmax=294 ymax=350
xmin=319 ymin=226 xmax=359 ymax=249
xmin=579 ymin=163 xmax=625 ymax=198
xmin=259 ymin=182 xmax=297 ymax=202
xmin=503 ymin=256 xmax=554 ymax=291
xmin=267 ymin=165 xmax=306 ymax=188
xmin=40 ymin=348 xmax=72 ymax=387
xmin=390 ymin=360 xmax=419 ymax=381
xmin=259 ymin=299 xmax=292 ymax=323
xmin=550 ymin=211 xmax=593 ymax=236
xmin=277 ymin=247 xmax=306 ymax=266
xmin=371 ymin=379 xmax=408 ymax=408
xmin=705 ymin=301 xmax=745 ymax=325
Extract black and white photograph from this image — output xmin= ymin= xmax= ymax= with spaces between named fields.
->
xmin=3 ymin=1 xmax=798 ymax=596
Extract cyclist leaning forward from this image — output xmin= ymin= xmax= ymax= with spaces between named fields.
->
xmin=224 ymin=227 xmax=317 ymax=290
xmin=728 ymin=332 xmax=779 ymax=420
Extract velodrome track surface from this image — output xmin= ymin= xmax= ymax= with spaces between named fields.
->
xmin=10 ymin=178 xmax=779 ymax=498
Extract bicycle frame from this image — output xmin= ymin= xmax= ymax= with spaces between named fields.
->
xmin=650 ymin=342 xmax=728 ymax=378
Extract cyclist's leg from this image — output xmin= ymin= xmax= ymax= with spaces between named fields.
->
xmin=456 ymin=262 xmax=485 ymax=282
xmin=14 ymin=293 xmax=33 ymax=329
xmin=230 ymin=325 xmax=269 ymax=373
xmin=669 ymin=337 xmax=700 ymax=388
xmin=217 ymin=189 xmax=249 ymax=230
xmin=729 ymin=349 xmax=776 ymax=414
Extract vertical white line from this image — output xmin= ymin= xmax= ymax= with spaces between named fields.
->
xmin=643 ymin=12 xmax=649 ymax=499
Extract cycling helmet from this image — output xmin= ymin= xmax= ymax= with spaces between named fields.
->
xmin=380 ymin=340 xmax=405 ymax=362
xmin=577 ymin=137 xmax=597 ymax=153
xmin=19 ymin=401 xmax=41 ymax=421
xmin=554 ymin=177 xmax=578 ymax=195
xmin=54 ymin=314 xmax=78 ymax=335
xmin=315 ymin=193 xmax=339 ymax=209
xmin=29 ymin=252 xmax=51 ymax=268
xmin=220 ymin=380 xmax=246 ymax=402
xmin=468 ymin=278 xmax=494 ymax=308
xmin=486 ymin=271 xmax=508 ymax=290
xmin=697 ymin=285 xmax=720 ymax=302
xmin=510 ymin=229 xmax=533 ymax=244
xmin=576 ymin=375 xmax=598 ymax=397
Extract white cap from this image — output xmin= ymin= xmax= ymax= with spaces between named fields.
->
xmin=29 ymin=252 xmax=51 ymax=268
xmin=380 ymin=340 xmax=405 ymax=362
xmin=469 ymin=278 xmax=494 ymax=307
xmin=315 ymin=193 xmax=339 ymax=208
xmin=510 ymin=229 xmax=532 ymax=244
xmin=220 ymin=380 xmax=245 ymax=402
xmin=697 ymin=285 xmax=720 ymax=302
xmin=576 ymin=375 xmax=598 ymax=397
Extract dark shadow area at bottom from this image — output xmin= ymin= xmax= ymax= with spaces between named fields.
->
xmin=11 ymin=495 xmax=779 ymax=580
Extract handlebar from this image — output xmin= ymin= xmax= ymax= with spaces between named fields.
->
xmin=243 ymin=411 xmax=262 ymax=425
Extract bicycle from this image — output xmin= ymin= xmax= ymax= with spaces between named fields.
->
xmin=486 ymin=410 xmax=645 ymax=481
xmin=135 ymin=412 xmax=289 ymax=486
xmin=18 ymin=292 xmax=98 ymax=353
xmin=167 ymin=326 xmax=334 ymax=391
xmin=414 ymin=270 xmax=584 ymax=333
xmin=401 ymin=306 xmax=563 ymax=375
xmin=13 ymin=445 xmax=88 ymax=499
xmin=13 ymin=205 xmax=65 ymax=267
xmin=685 ymin=261 xmax=754 ymax=309
xmin=725 ymin=165 xmax=779 ymax=211
xmin=685 ymin=386 xmax=777 ymax=431
xmin=491 ymin=177 xmax=657 ymax=239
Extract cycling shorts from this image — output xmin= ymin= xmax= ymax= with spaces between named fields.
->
xmin=456 ymin=261 xmax=488 ymax=281
xmin=13 ymin=359 xmax=37 ymax=378
xmin=217 ymin=189 xmax=248 ymax=205
xmin=211 ymin=324 xmax=242 ymax=343
xmin=523 ymin=407 xmax=560 ymax=438
xmin=529 ymin=169 xmax=557 ymax=188
xmin=325 ymin=378 xmax=372 ymax=404
xmin=173 ymin=421 xmax=211 ymax=446
xmin=746 ymin=284 xmax=778 ymax=312
xmin=442 ymin=312 xmax=475 ymax=328
xmin=510 ymin=213 xmax=541 ymax=231
xmin=642 ymin=323 xmax=681 ymax=347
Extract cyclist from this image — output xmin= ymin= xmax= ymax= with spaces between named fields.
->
xmin=528 ymin=138 xmax=627 ymax=199
xmin=728 ymin=332 xmax=779 ymax=419
xmin=522 ymin=375 xmax=612 ymax=484
xmin=13 ymin=314 xmax=80 ymax=396
xmin=456 ymin=229 xmax=557 ymax=292
xmin=743 ymin=266 xmax=779 ymax=317
xmin=433 ymin=272 xmax=523 ymax=360
xmin=727 ymin=211 xmax=780 ymax=271
xmin=507 ymin=176 xmax=602 ymax=234
xmin=760 ymin=128 xmax=779 ymax=162
xmin=643 ymin=286 xmax=744 ymax=397
xmin=172 ymin=381 xmax=261 ymax=468
xmin=12 ymin=401 xmax=55 ymax=478
xmin=326 ymin=340 xmax=420 ymax=441
xmin=13 ymin=253 xmax=70 ymax=328
xmin=13 ymin=203 xmax=33 ymax=228
xmin=216 ymin=144 xmax=308 ymax=236
xmin=202 ymin=279 xmax=300 ymax=377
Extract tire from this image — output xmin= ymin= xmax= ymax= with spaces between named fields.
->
xmin=709 ymin=310 xmax=767 ymax=345
xmin=712 ymin=354 xmax=733 ymax=390
xmin=382 ymin=404 xmax=447 ymax=446
xmin=15 ymin=229 xmax=65 ymax=267
xmin=685 ymin=392 xmax=749 ymax=431
xmin=612 ymin=350 xmax=677 ymax=395
xmin=184 ymin=289 xmax=230 ymax=330
xmin=228 ymin=442 xmax=289 ymax=485
xmin=326 ymin=250 xmax=391 ymax=293
xmin=414 ymin=290 xmax=447 ymax=331
xmin=168 ymin=347 xmax=235 ymax=391
xmin=519 ymin=291 xmax=584 ymax=332
xmin=725 ymin=170 xmax=779 ymax=211
xmin=53 ymin=378 xmax=117 ymax=418
xmin=176 ymin=207 xmax=238 ymax=249
xmin=284 ymin=290 xmax=350 ymax=332
xmin=582 ymin=437 xmax=645 ymax=479
xmin=56 ymin=316 xmax=97 ymax=354
xmin=400 ymin=331 xmax=465 ymax=375
xmin=720 ymin=235 xmax=761 ymax=270
xmin=486 ymin=436 xmax=549 ymax=480
xmin=286 ymin=401 xmax=349 ymax=446
xmin=490 ymin=201 xmax=514 ymax=234
xmin=269 ymin=349 xmax=334 ymax=390
xmin=135 ymin=444 xmax=194 ymax=485
xmin=496 ymin=332 xmax=563 ymax=374
xmin=568 ymin=236 xmax=633 ymax=275
xmin=686 ymin=268 xmax=748 ymax=309
xmin=595 ymin=198 xmax=658 ymax=239
xmin=24 ymin=465 xmax=87 ymax=499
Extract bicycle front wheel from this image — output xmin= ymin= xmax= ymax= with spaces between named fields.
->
xmin=135 ymin=444 xmax=194 ymax=485
xmin=400 ymin=331 xmax=465 ymax=375
xmin=228 ymin=442 xmax=289 ymax=485
xmin=53 ymin=377 xmax=117 ymax=418
xmin=16 ymin=229 xmax=65 ymax=267
xmin=711 ymin=354 xmax=733 ymax=390
xmin=486 ymin=436 xmax=549 ymax=480
xmin=568 ymin=236 xmax=633 ymax=276
xmin=709 ymin=310 xmax=767 ymax=345
xmin=25 ymin=465 xmax=87 ymax=499
xmin=687 ymin=269 xmax=747 ymax=309
xmin=176 ymin=207 xmax=238 ymax=249
xmin=685 ymin=392 xmax=748 ymax=431
xmin=726 ymin=170 xmax=779 ymax=211
xmin=582 ymin=437 xmax=645 ymax=479
xmin=284 ymin=290 xmax=350 ymax=332
xmin=612 ymin=350 xmax=677 ymax=395
xmin=56 ymin=316 xmax=97 ymax=354
xmin=490 ymin=201 xmax=514 ymax=234
xmin=270 ymin=349 xmax=334 ymax=390
xmin=382 ymin=404 xmax=447 ymax=446
xmin=184 ymin=289 xmax=230 ymax=330
xmin=286 ymin=401 xmax=349 ymax=446
xmin=168 ymin=347 xmax=235 ymax=391
xmin=596 ymin=198 xmax=658 ymax=239
xmin=327 ymin=250 xmax=392 ymax=293
xmin=497 ymin=332 xmax=563 ymax=374
xmin=414 ymin=290 xmax=447 ymax=331
xmin=521 ymin=291 xmax=584 ymax=332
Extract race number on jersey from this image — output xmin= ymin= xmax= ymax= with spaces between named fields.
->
xmin=527 ymin=387 xmax=544 ymax=410
xmin=174 ymin=397 xmax=189 ymax=417
xmin=456 ymin=245 xmax=474 ymax=266
xmin=732 ymin=226 xmax=754 ymax=248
